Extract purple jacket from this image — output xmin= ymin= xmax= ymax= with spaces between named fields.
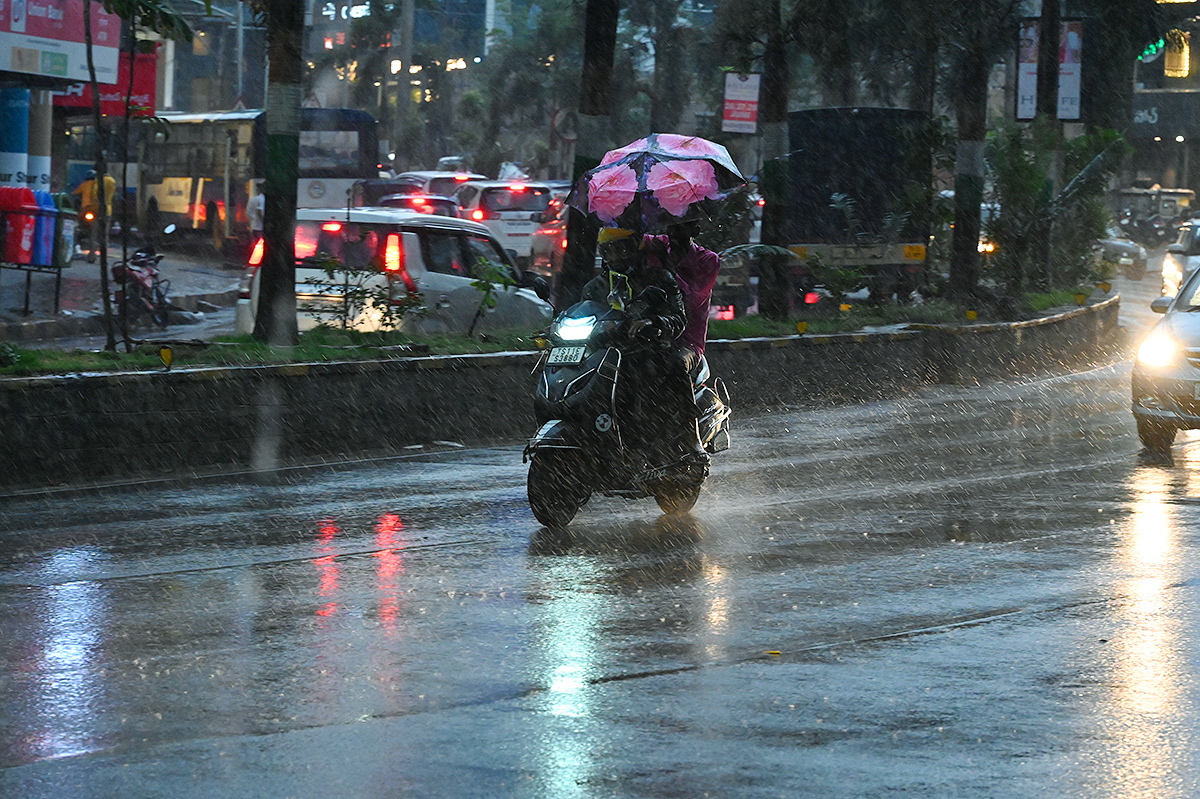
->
xmin=646 ymin=237 xmax=719 ymax=356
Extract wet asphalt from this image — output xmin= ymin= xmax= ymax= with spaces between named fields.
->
xmin=2 ymin=268 xmax=1198 ymax=798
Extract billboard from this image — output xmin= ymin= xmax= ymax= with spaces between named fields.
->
xmin=0 ymin=0 xmax=120 ymax=82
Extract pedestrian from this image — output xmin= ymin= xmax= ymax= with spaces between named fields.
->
xmin=72 ymin=168 xmax=116 ymax=263
xmin=247 ymin=179 xmax=265 ymax=238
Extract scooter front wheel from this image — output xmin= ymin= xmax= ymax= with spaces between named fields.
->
xmin=654 ymin=482 xmax=701 ymax=515
xmin=528 ymin=450 xmax=589 ymax=528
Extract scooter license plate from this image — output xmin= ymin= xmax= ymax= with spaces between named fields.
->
xmin=548 ymin=346 xmax=585 ymax=365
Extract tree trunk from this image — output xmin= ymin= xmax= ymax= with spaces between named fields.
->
xmin=948 ymin=34 xmax=989 ymax=304
xmin=252 ymin=0 xmax=305 ymax=345
xmin=756 ymin=0 xmax=791 ymax=321
xmin=560 ymin=0 xmax=619 ymax=308
xmin=83 ymin=0 xmax=116 ymax=351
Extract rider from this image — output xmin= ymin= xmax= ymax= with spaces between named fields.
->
xmin=584 ymin=227 xmax=708 ymax=463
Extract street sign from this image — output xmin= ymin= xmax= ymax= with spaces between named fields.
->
xmin=722 ymin=73 xmax=760 ymax=135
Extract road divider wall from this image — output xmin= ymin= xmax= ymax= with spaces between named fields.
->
xmin=0 ymin=296 xmax=1120 ymax=491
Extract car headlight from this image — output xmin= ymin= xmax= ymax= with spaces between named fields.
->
xmin=1137 ymin=334 xmax=1181 ymax=367
xmin=555 ymin=314 xmax=596 ymax=341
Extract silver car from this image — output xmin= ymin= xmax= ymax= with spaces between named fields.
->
xmin=235 ymin=208 xmax=552 ymax=336
xmin=1133 ymin=264 xmax=1200 ymax=454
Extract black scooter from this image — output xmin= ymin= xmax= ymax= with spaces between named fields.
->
xmin=524 ymin=288 xmax=731 ymax=528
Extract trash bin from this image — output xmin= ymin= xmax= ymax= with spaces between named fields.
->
xmin=0 ymin=186 xmax=38 ymax=265
xmin=31 ymin=190 xmax=57 ymax=266
xmin=53 ymin=192 xmax=75 ymax=268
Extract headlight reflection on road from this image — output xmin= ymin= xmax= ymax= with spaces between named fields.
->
xmin=1103 ymin=469 xmax=1188 ymax=796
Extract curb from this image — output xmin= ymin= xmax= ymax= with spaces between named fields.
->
xmin=0 ymin=288 xmax=238 ymax=342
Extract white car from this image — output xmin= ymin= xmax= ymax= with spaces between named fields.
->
xmin=1162 ymin=218 xmax=1200 ymax=297
xmin=394 ymin=170 xmax=488 ymax=197
xmin=235 ymin=208 xmax=552 ymax=335
xmin=453 ymin=180 xmax=553 ymax=268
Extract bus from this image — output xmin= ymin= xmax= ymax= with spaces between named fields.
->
xmin=68 ymin=107 xmax=378 ymax=253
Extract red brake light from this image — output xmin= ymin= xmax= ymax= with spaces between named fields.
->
xmin=757 ymin=198 xmax=766 ymax=207
xmin=384 ymin=233 xmax=402 ymax=271
xmin=249 ymin=236 xmax=265 ymax=266
xmin=454 ymin=174 xmax=469 ymax=182
xmin=385 ymin=232 xmax=417 ymax=294
xmin=410 ymin=197 xmax=427 ymax=206
xmin=321 ymin=222 xmax=342 ymax=232
xmin=560 ymin=238 xmax=568 ymax=249
xmin=471 ymin=209 xmax=486 ymax=221
xmin=804 ymin=291 xmax=821 ymax=305
xmin=508 ymin=183 xmax=527 ymax=192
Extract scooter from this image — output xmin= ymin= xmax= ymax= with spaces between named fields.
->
xmin=524 ymin=289 xmax=732 ymax=528
xmin=112 ymin=245 xmax=170 ymax=328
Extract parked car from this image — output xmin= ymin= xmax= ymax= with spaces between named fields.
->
xmin=1133 ymin=264 xmax=1200 ymax=455
xmin=1162 ymin=218 xmax=1200 ymax=297
xmin=395 ymin=170 xmax=488 ymax=197
xmin=453 ymin=180 xmax=553 ymax=268
xmin=235 ymin=207 xmax=552 ymax=335
xmin=1097 ymin=229 xmax=1148 ymax=280
xmin=377 ymin=193 xmax=459 ymax=217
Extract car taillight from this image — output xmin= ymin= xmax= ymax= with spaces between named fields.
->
xmin=804 ymin=291 xmax=821 ymax=305
xmin=385 ymin=232 xmax=417 ymax=294
xmin=560 ymin=238 xmax=568 ymax=249
xmin=321 ymin=221 xmax=342 ymax=232
xmin=508 ymin=183 xmax=527 ymax=192
xmin=248 ymin=236 xmax=264 ymax=266
xmin=471 ymin=209 xmax=486 ymax=221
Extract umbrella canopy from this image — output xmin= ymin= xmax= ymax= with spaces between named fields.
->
xmin=569 ymin=134 xmax=746 ymax=233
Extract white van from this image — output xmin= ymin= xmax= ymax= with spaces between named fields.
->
xmin=235 ymin=207 xmax=552 ymax=335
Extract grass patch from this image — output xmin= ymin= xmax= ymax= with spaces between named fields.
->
xmin=0 ymin=292 xmax=1097 ymax=378
xmin=1025 ymin=287 xmax=1093 ymax=313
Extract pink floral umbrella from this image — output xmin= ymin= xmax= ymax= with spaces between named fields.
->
xmin=568 ymin=133 xmax=745 ymax=232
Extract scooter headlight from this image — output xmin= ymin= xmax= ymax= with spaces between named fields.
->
xmin=555 ymin=314 xmax=597 ymax=342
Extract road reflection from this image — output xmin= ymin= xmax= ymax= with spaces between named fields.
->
xmin=525 ymin=516 xmax=707 ymax=797
xmin=1103 ymin=467 xmax=1192 ymax=796
xmin=23 ymin=548 xmax=109 ymax=761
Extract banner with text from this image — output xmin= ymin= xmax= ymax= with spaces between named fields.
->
xmin=0 ymin=0 xmax=120 ymax=82
xmin=722 ymin=73 xmax=760 ymax=134
xmin=54 ymin=50 xmax=159 ymax=117
xmin=1017 ymin=19 xmax=1038 ymax=120
xmin=1058 ymin=20 xmax=1083 ymax=121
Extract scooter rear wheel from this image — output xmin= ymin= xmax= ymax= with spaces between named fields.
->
xmin=528 ymin=451 xmax=589 ymax=528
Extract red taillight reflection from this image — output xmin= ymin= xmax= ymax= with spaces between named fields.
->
xmin=804 ymin=291 xmax=821 ymax=305
xmin=248 ymin=237 xmax=264 ymax=266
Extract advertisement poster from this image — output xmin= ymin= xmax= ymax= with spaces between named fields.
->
xmin=0 ymin=0 xmax=120 ymax=82
xmin=1058 ymin=20 xmax=1083 ymax=121
xmin=722 ymin=73 xmax=760 ymax=135
xmin=1017 ymin=19 xmax=1039 ymax=121
xmin=54 ymin=50 xmax=159 ymax=116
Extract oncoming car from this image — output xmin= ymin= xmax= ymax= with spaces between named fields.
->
xmin=235 ymin=208 xmax=552 ymax=335
xmin=1133 ymin=264 xmax=1200 ymax=454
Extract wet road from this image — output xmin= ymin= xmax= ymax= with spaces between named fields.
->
xmin=2 ymin=270 xmax=1197 ymax=798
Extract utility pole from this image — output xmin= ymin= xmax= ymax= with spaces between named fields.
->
xmin=559 ymin=0 xmax=619 ymax=307
xmin=1034 ymin=0 xmax=1063 ymax=291
xmin=253 ymin=0 xmax=305 ymax=345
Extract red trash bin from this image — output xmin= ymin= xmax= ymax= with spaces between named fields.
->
xmin=0 ymin=186 xmax=37 ymax=265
